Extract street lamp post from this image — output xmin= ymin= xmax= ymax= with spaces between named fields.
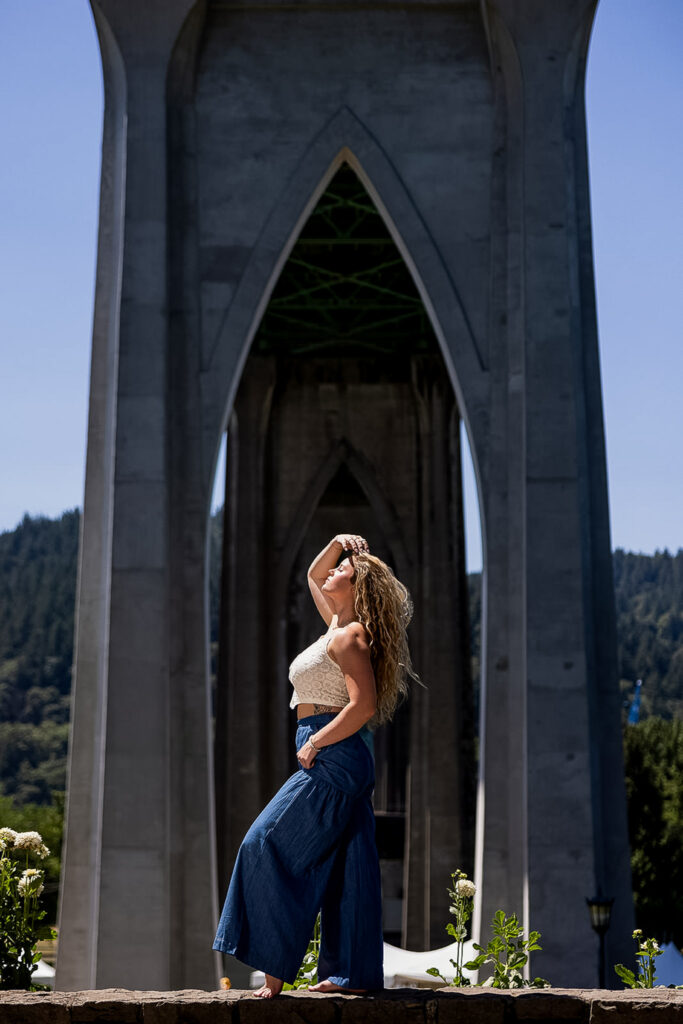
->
xmin=586 ymin=895 xmax=614 ymax=988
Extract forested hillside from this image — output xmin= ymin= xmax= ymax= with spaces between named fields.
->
xmin=0 ymin=512 xmax=681 ymax=935
xmin=0 ymin=512 xmax=77 ymax=805
xmin=0 ymin=511 xmax=681 ymax=807
xmin=613 ymin=548 xmax=683 ymax=719
xmin=466 ymin=550 xmax=683 ymax=721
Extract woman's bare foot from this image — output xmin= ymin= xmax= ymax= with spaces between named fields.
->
xmin=253 ymin=973 xmax=283 ymax=998
xmin=308 ymin=979 xmax=367 ymax=993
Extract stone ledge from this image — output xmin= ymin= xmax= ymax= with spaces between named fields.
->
xmin=0 ymin=988 xmax=681 ymax=1024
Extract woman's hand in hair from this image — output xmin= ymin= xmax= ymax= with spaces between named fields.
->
xmin=334 ymin=534 xmax=369 ymax=555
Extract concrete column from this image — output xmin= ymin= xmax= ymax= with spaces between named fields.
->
xmin=166 ymin=1 xmax=221 ymax=988
xmin=55 ymin=4 xmax=126 ymax=992
xmin=471 ymin=0 xmax=530 ymax=972
xmin=215 ymin=360 xmax=277 ymax=890
xmin=404 ymin=357 xmax=474 ymax=950
xmin=57 ymin=0 xmax=203 ymax=991
xmin=475 ymin=0 xmax=634 ymax=985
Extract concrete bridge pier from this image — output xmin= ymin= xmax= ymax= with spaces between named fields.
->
xmin=57 ymin=0 xmax=633 ymax=991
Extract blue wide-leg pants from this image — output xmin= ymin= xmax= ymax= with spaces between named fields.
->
xmin=212 ymin=714 xmax=384 ymax=989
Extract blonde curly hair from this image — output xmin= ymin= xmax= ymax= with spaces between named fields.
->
xmin=350 ymin=552 xmax=418 ymax=727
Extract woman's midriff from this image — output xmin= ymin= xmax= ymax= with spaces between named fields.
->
xmin=296 ymin=703 xmax=345 ymax=719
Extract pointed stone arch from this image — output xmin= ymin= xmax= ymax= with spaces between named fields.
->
xmin=201 ymin=108 xmax=489 ymax=522
xmin=211 ymin=158 xmax=476 ymax=950
xmin=278 ymin=439 xmax=413 ymax=594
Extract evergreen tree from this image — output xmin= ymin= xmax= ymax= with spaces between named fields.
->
xmin=0 ymin=511 xmax=78 ymax=809
xmin=623 ymin=717 xmax=683 ymax=943
xmin=613 ymin=548 xmax=683 ymax=719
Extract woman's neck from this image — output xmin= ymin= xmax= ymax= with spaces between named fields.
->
xmin=333 ymin=599 xmax=356 ymax=628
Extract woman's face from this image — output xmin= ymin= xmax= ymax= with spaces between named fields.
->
xmin=321 ymin=557 xmax=355 ymax=599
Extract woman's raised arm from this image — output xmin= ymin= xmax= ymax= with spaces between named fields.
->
xmin=307 ymin=534 xmax=368 ymax=625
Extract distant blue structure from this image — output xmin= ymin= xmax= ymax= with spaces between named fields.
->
xmin=628 ymin=679 xmax=643 ymax=724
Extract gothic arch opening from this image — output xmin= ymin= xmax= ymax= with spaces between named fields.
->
xmin=211 ymin=164 xmax=476 ymax=952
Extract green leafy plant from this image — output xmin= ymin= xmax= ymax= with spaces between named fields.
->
xmin=464 ymin=910 xmax=549 ymax=989
xmin=615 ymin=929 xmax=664 ymax=989
xmin=427 ymin=870 xmax=476 ymax=986
xmin=283 ymin=913 xmax=321 ymax=990
xmin=0 ymin=827 xmax=56 ymax=989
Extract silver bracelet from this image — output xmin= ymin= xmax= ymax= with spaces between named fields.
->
xmin=309 ymin=736 xmax=322 ymax=752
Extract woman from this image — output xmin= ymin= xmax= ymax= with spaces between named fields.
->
xmin=212 ymin=533 xmax=415 ymax=998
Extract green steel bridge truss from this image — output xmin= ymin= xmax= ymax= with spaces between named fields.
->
xmin=254 ymin=164 xmax=437 ymax=356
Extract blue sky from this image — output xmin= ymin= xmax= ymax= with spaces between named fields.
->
xmin=0 ymin=1 xmax=681 ymax=574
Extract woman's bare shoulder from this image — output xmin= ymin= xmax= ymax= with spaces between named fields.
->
xmin=330 ymin=621 xmax=370 ymax=653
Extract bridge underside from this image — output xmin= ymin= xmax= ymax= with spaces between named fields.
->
xmin=57 ymin=0 xmax=633 ymax=991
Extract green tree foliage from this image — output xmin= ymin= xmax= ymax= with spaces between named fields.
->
xmin=466 ymin=548 xmax=683 ymax=720
xmin=622 ymin=717 xmax=683 ymax=945
xmin=0 ymin=792 xmax=65 ymax=923
xmin=0 ymin=723 xmax=69 ymax=805
xmin=0 ymin=510 xmax=78 ymax=731
xmin=467 ymin=572 xmax=482 ymax=717
xmin=0 ymin=512 xmax=77 ymax=817
xmin=208 ymin=508 xmax=223 ymax=705
xmin=613 ymin=548 xmax=683 ymax=719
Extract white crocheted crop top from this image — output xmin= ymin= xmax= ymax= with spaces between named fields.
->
xmin=289 ymin=633 xmax=349 ymax=709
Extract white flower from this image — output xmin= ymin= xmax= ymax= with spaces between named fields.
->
xmin=455 ymin=878 xmax=477 ymax=899
xmin=18 ymin=868 xmax=44 ymax=898
xmin=0 ymin=827 xmax=18 ymax=850
xmin=13 ymin=831 xmax=44 ymax=853
xmin=37 ymin=842 xmax=50 ymax=860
